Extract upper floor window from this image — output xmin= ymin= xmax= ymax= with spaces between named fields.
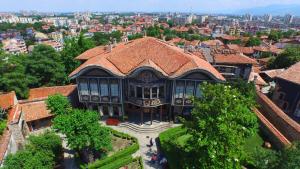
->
xmin=152 ymin=87 xmax=158 ymax=98
xmin=144 ymin=87 xmax=150 ymax=99
xmin=110 ymin=80 xmax=119 ymax=97
xmin=130 ymin=85 xmax=135 ymax=97
xmin=100 ymin=79 xmax=109 ymax=96
xmin=79 ymin=79 xmax=89 ymax=95
xmin=90 ymin=79 xmax=99 ymax=96
xmin=137 ymin=87 xmax=143 ymax=98
xmin=159 ymin=86 xmax=165 ymax=98
xmin=175 ymin=81 xmax=184 ymax=98
xmin=195 ymin=83 xmax=202 ymax=98
xmin=185 ymin=82 xmax=194 ymax=98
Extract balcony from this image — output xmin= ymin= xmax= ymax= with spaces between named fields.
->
xmin=127 ymin=97 xmax=166 ymax=107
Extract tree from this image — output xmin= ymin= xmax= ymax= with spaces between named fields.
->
xmin=53 ymin=109 xmax=112 ymax=163
xmin=268 ymin=30 xmax=282 ymax=42
xmin=267 ymin=47 xmax=300 ymax=69
xmin=280 ymin=142 xmax=300 ymax=169
xmin=46 ymin=94 xmax=72 ymax=115
xmin=146 ymin=25 xmax=161 ymax=38
xmin=47 ymin=95 xmax=112 ymax=163
xmin=60 ymin=33 xmax=95 ymax=74
xmin=26 ymin=44 xmax=67 ymax=87
xmin=0 ymin=54 xmax=31 ymax=98
xmin=183 ymin=82 xmax=258 ymax=168
xmin=246 ymin=37 xmax=261 ymax=47
xmin=3 ymin=131 xmax=62 ymax=169
xmin=250 ymin=147 xmax=280 ymax=169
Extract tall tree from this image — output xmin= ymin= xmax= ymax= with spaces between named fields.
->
xmin=26 ymin=44 xmax=67 ymax=87
xmin=267 ymin=47 xmax=300 ymax=69
xmin=46 ymin=95 xmax=112 ymax=163
xmin=246 ymin=37 xmax=261 ymax=47
xmin=183 ymin=82 xmax=258 ymax=168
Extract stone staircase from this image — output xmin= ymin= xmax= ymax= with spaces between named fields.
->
xmin=119 ymin=121 xmax=172 ymax=133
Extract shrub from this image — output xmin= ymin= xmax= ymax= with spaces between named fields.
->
xmin=0 ymin=120 xmax=7 ymax=135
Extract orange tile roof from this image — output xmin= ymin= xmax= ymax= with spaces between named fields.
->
xmin=0 ymin=129 xmax=11 ymax=163
xmin=20 ymin=101 xmax=53 ymax=122
xmin=214 ymin=53 xmax=258 ymax=65
xmin=221 ymin=35 xmax=238 ymax=41
xmin=26 ymin=85 xmax=77 ymax=101
xmin=0 ymin=92 xmax=17 ymax=110
xmin=261 ymin=69 xmax=285 ymax=79
xmin=75 ymin=46 xmax=107 ymax=60
xmin=70 ymin=37 xmax=225 ymax=81
xmin=249 ymin=71 xmax=267 ymax=86
xmin=276 ymin=62 xmax=300 ymax=85
xmin=201 ymin=40 xmax=224 ymax=47
xmin=227 ymin=44 xmax=254 ymax=55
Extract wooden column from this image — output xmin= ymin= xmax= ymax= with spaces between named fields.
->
xmin=141 ymin=108 xmax=144 ymax=125
xmin=160 ymin=106 xmax=163 ymax=122
xmin=150 ymin=108 xmax=153 ymax=125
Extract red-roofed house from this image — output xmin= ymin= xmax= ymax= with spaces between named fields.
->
xmin=272 ymin=62 xmax=300 ymax=120
xmin=69 ymin=37 xmax=225 ymax=124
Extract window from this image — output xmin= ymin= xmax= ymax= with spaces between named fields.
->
xmin=159 ymin=86 xmax=165 ymax=98
xmin=279 ymin=93 xmax=285 ymax=100
xmin=79 ymin=79 xmax=89 ymax=95
xmin=144 ymin=87 xmax=150 ymax=99
xmin=137 ymin=87 xmax=142 ymax=98
xmin=195 ymin=83 xmax=202 ymax=98
xmin=130 ymin=85 xmax=135 ymax=97
xmin=100 ymin=80 xmax=109 ymax=96
xmin=282 ymin=102 xmax=289 ymax=110
xmin=90 ymin=79 xmax=99 ymax=96
xmin=294 ymin=101 xmax=300 ymax=117
xmin=110 ymin=80 xmax=119 ymax=97
xmin=152 ymin=87 xmax=158 ymax=98
xmin=175 ymin=81 xmax=184 ymax=98
xmin=185 ymin=82 xmax=194 ymax=98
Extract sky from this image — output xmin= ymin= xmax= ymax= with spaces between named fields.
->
xmin=1 ymin=0 xmax=300 ymax=13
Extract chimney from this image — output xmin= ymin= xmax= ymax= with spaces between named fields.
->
xmin=107 ymin=43 xmax=112 ymax=52
xmin=162 ymin=36 xmax=166 ymax=41
xmin=113 ymin=38 xmax=117 ymax=47
xmin=184 ymin=45 xmax=189 ymax=53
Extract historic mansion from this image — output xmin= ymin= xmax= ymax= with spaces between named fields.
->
xmin=69 ymin=37 xmax=225 ymax=124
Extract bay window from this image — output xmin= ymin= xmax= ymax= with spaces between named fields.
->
xmin=90 ymin=79 xmax=99 ymax=96
xmin=100 ymin=79 xmax=109 ymax=96
xmin=79 ymin=79 xmax=89 ymax=95
xmin=175 ymin=81 xmax=184 ymax=98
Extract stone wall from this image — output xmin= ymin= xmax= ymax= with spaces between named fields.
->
xmin=256 ymin=91 xmax=300 ymax=142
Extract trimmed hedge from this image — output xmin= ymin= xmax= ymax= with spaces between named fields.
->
xmin=159 ymin=126 xmax=188 ymax=169
xmin=86 ymin=129 xmax=139 ymax=169
xmin=100 ymin=155 xmax=133 ymax=169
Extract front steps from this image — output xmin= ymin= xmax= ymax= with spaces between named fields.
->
xmin=119 ymin=121 xmax=172 ymax=133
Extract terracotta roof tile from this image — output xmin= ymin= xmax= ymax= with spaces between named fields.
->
xmin=214 ymin=53 xmax=258 ymax=65
xmin=20 ymin=101 xmax=53 ymax=122
xmin=75 ymin=46 xmax=107 ymax=60
xmin=201 ymin=40 xmax=224 ymax=47
xmin=70 ymin=37 xmax=225 ymax=81
xmin=0 ymin=129 xmax=11 ymax=163
xmin=0 ymin=92 xmax=17 ymax=110
xmin=26 ymin=85 xmax=77 ymax=101
xmin=261 ymin=69 xmax=285 ymax=79
xmin=276 ymin=62 xmax=300 ymax=85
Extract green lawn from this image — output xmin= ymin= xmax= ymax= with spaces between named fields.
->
xmin=244 ymin=132 xmax=264 ymax=154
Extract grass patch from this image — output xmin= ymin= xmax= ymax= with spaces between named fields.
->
xmin=244 ymin=132 xmax=264 ymax=154
xmin=108 ymin=135 xmax=133 ymax=156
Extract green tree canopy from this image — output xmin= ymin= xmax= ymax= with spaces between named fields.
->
xmin=3 ymin=131 xmax=62 ymax=169
xmin=183 ymin=82 xmax=258 ymax=168
xmin=46 ymin=94 xmax=112 ymax=163
xmin=267 ymin=47 xmax=300 ymax=69
xmin=26 ymin=44 xmax=67 ymax=87
xmin=246 ymin=37 xmax=261 ymax=47
xmin=46 ymin=94 xmax=72 ymax=115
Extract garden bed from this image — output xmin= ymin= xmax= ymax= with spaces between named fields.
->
xmin=85 ymin=129 xmax=141 ymax=169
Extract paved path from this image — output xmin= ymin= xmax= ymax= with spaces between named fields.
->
xmin=108 ymin=124 xmax=179 ymax=169
xmin=61 ymin=135 xmax=77 ymax=169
